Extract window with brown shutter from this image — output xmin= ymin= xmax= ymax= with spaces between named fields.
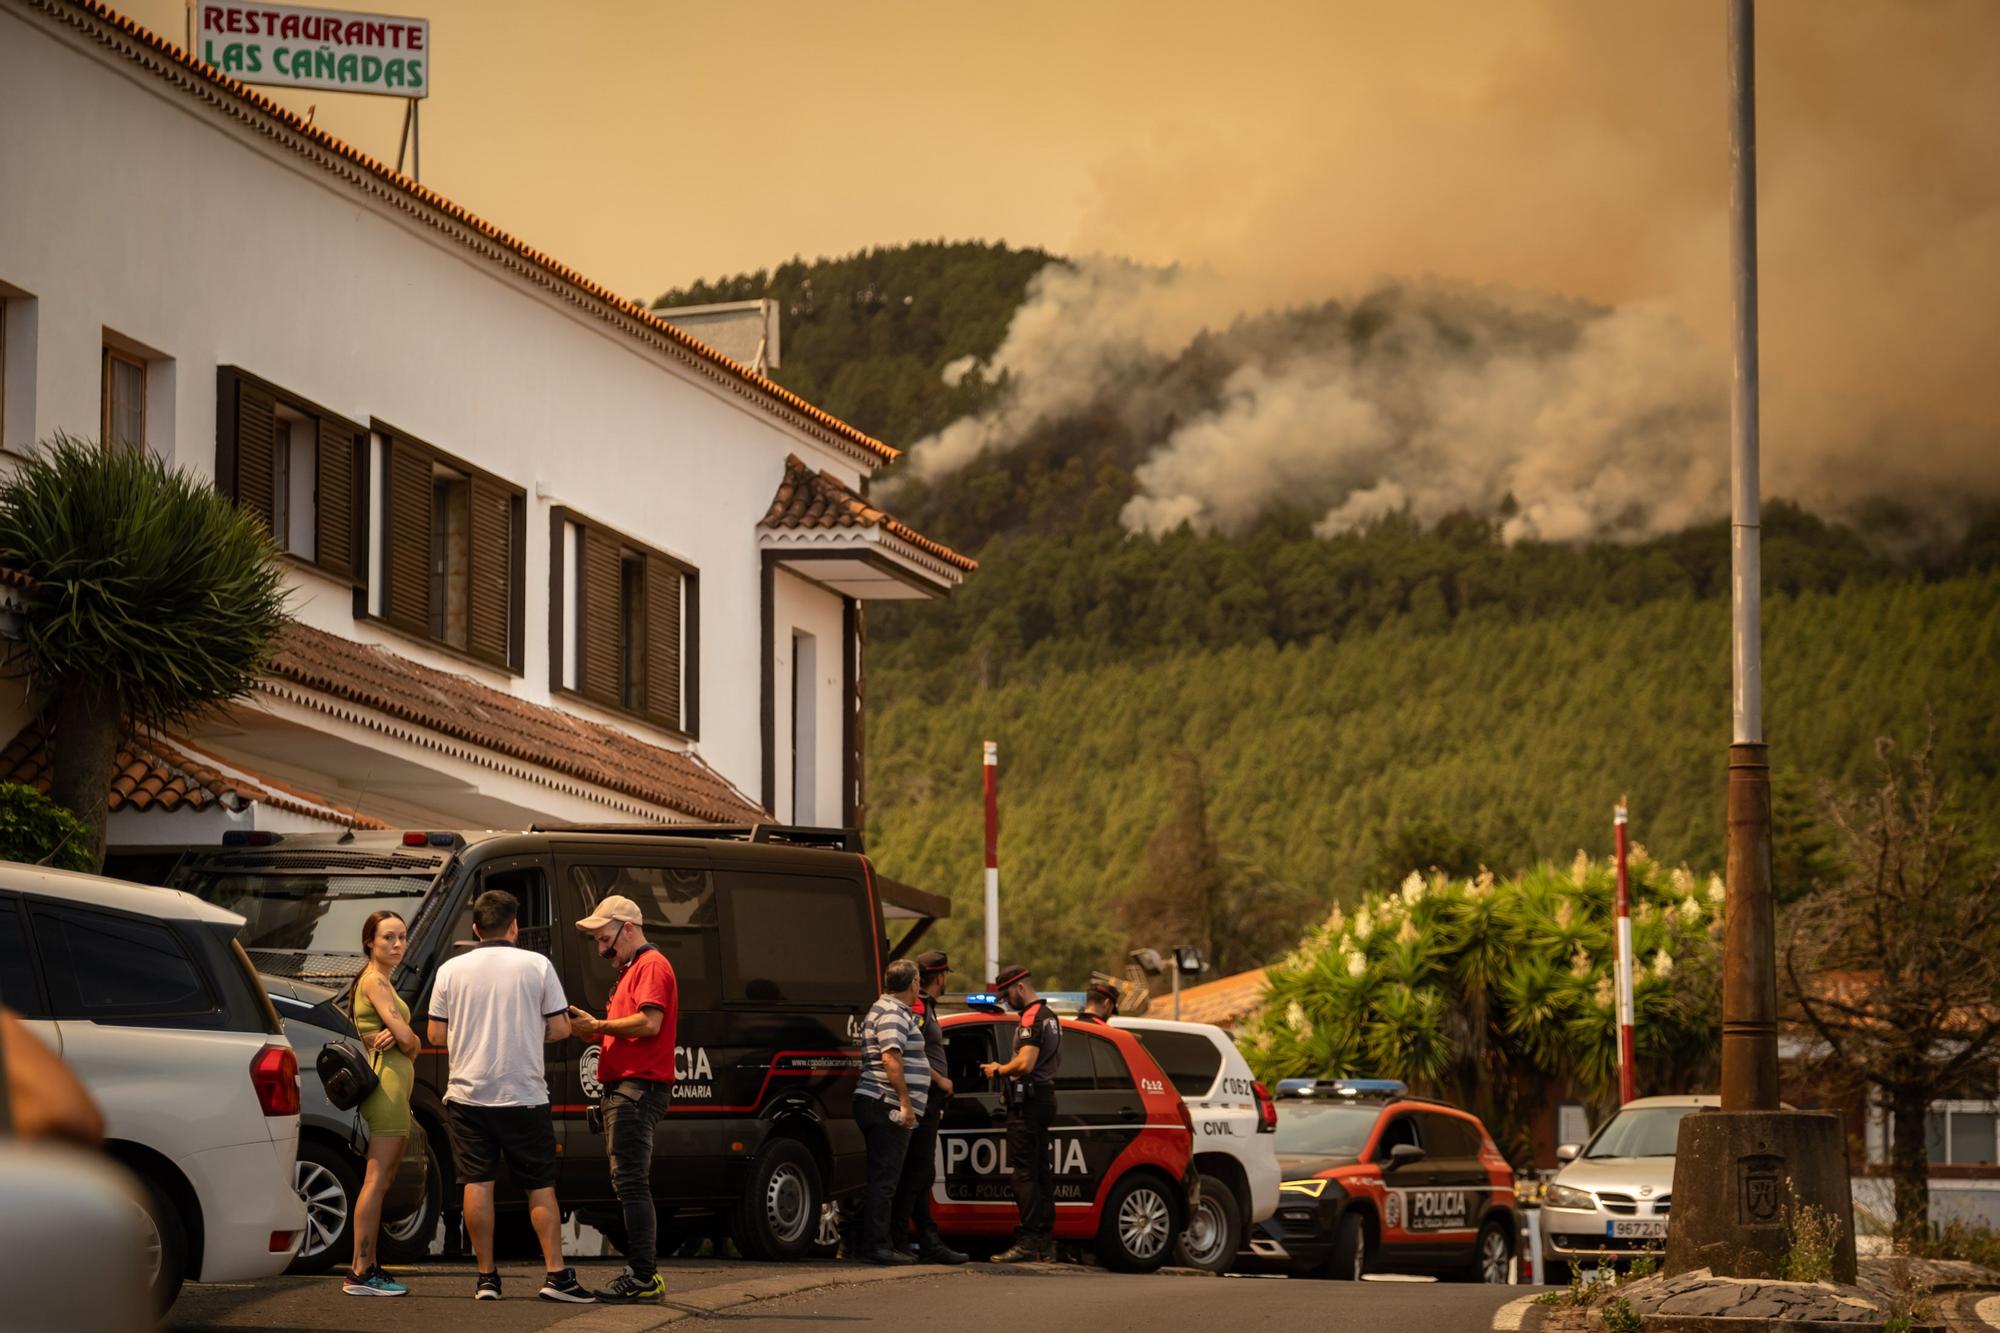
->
xmin=375 ymin=426 xmax=525 ymax=673
xmin=552 ymin=507 xmax=696 ymax=736
xmin=214 ymin=367 xmax=364 ymax=587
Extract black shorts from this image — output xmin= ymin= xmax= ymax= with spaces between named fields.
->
xmin=444 ymin=1101 xmax=558 ymax=1191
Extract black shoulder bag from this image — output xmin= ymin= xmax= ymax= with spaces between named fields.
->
xmin=315 ymin=977 xmax=381 ymax=1112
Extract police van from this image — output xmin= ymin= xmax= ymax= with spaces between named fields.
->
xmin=171 ymin=824 xmax=941 ymax=1262
xmin=931 ymin=1009 xmax=1196 ymax=1271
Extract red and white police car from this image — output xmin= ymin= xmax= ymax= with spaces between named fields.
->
xmin=931 ymin=1009 xmax=1196 ymax=1271
xmin=1250 ymin=1079 xmax=1518 ymax=1282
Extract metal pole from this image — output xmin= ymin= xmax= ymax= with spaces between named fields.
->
xmin=1614 ymin=800 xmax=1637 ymax=1105
xmin=396 ymin=99 xmax=414 ymax=176
xmin=411 ymin=98 xmax=421 ymax=183
xmin=982 ymin=741 xmax=999 ymax=986
xmin=1172 ymin=965 xmax=1181 ymax=1022
xmin=1720 ymin=0 xmax=1779 ymax=1113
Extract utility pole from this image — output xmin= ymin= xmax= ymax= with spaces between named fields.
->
xmin=1614 ymin=800 xmax=1636 ymax=1106
xmin=1663 ymin=0 xmax=1855 ymax=1281
xmin=982 ymin=740 xmax=999 ymax=986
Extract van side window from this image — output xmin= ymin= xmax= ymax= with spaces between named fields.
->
xmin=715 ymin=872 xmax=872 ymax=1007
xmin=567 ymin=862 xmax=718 ymax=1011
xmin=451 ymin=864 xmax=553 ymax=958
xmin=1375 ymin=1113 xmax=1422 ymax=1160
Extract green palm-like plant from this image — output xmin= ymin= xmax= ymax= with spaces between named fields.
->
xmin=1241 ymin=851 xmax=1723 ymax=1157
xmin=0 ymin=437 xmax=290 ymax=865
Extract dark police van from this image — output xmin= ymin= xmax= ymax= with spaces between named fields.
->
xmin=170 ymin=824 xmax=944 ymax=1262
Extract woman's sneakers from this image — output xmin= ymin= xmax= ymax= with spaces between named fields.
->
xmin=342 ymin=1267 xmax=409 ymax=1297
xmin=538 ymin=1268 xmax=596 ymax=1303
xmin=596 ymin=1269 xmax=666 ymax=1304
xmin=474 ymin=1272 xmax=503 ymax=1300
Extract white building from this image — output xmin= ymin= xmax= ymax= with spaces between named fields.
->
xmin=0 ymin=0 xmax=974 ymax=868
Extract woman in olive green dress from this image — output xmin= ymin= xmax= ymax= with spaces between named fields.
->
xmin=345 ymin=910 xmax=419 ymax=1297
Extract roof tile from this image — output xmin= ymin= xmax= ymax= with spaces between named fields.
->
xmin=265 ymin=623 xmax=765 ymax=824
xmin=760 ymin=456 xmax=978 ymax=572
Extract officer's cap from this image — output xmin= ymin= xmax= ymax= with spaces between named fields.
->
xmin=992 ymin=962 xmax=1032 ymax=990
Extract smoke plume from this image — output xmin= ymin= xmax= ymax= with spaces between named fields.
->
xmin=898 ymin=0 xmax=2000 ymax=540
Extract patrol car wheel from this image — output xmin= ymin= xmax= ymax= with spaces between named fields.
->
xmin=1174 ymin=1174 xmax=1242 ymax=1273
xmin=1459 ymin=1218 xmax=1513 ymax=1283
xmin=1098 ymin=1173 xmax=1178 ymax=1274
xmin=733 ymin=1138 xmax=822 ymax=1262
xmin=1326 ymin=1211 xmax=1368 ymax=1280
xmin=286 ymin=1140 xmax=358 ymax=1274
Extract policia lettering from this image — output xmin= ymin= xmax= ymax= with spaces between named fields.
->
xmin=981 ymin=963 xmax=1062 ymax=1262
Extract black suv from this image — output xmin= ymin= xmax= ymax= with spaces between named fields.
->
xmin=170 ymin=824 xmax=942 ymax=1262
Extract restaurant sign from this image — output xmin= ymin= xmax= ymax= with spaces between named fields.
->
xmin=195 ymin=3 xmax=429 ymax=98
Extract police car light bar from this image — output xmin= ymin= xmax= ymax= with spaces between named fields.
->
xmin=1275 ymin=1077 xmax=1409 ymax=1099
xmin=964 ymin=992 xmax=1001 ymax=1008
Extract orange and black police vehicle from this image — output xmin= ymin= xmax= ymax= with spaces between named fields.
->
xmin=1249 ymin=1078 xmax=1518 ymax=1282
xmin=929 ymin=1005 xmax=1196 ymax=1272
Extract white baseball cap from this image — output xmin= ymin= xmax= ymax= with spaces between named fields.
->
xmin=576 ymin=895 xmax=643 ymax=930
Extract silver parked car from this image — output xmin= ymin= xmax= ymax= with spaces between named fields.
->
xmin=1538 ymin=1094 xmax=1717 ymax=1283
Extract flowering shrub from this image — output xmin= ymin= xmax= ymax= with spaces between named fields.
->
xmin=1241 ymin=852 xmax=1723 ymax=1128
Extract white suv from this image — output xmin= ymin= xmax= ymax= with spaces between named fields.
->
xmin=0 ymin=865 xmax=306 ymax=1310
xmin=1114 ymin=1016 xmax=1280 ymax=1271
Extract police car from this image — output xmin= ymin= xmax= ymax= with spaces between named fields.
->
xmin=1250 ymin=1079 xmax=1518 ymax=1282
xmin=931 ymin=1008 xmax=1197 ymax=1271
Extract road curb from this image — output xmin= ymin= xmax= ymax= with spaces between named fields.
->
xmin=549 ymin=1263 xmax=965 ymax=1330
xmin=1493 ymin=1293 xmax=1540 ymax=1331
xmin=1969 ymin=1294 xmax=2000 ymax=1330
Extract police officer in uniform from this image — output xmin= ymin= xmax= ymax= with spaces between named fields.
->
xmin=891 ymin=950 xmax=969 ymax=1264
xmin=980 ymin=963 xmax=1061 ymax=1263
xmin=1076 ymin=976 xmax=1119 ymax=1025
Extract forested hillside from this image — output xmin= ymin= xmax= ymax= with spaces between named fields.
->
xmin=656 ymin=245 xmax=2000 ymax=988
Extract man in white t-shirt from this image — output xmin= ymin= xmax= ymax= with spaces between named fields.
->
xmin=426 ymin=889 xmax=593 ymax=1304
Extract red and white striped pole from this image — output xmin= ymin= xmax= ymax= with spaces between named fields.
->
xmin=982 ymin=741 xmax=1000 ymax=986
xmin=1614 ymin=798 xmax=1637 ymax=1105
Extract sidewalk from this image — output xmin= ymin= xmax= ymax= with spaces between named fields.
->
xmin=166 ymin=1256 xmax=963 ymax=1332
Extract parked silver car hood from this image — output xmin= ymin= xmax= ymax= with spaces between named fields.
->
xmin=1552 ymin=1154 xmax=1677 ymax=1195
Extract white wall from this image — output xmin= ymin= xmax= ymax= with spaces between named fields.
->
xmin=0 ymin=6 xmax=876 ymax=805
xmin=771 ymin=569 xmax=847 ymax=825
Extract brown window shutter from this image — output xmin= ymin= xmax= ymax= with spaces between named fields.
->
xmin=234 ymin=380 xmax=277 ymax=533
xmin=579 ymin=526 xmax=621 ymax=707
xmin=645 ymin=558 xmax=683 ymax=731
xmin=467 ymin=477 xmax=512 ymax=668
xmin=384 ymin=439 xmax=431 ymax=636
xmin=315 ymin=419 xmax=357 ymax=582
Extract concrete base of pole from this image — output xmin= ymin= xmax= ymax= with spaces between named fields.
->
xmin=1663 ymin=1110 xmax=1857 ymax=1284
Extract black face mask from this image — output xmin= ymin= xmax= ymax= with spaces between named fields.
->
xmin=597 ymin=925 xmax=622 ymax=961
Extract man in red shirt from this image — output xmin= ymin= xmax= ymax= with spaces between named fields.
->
xmin=567 ymin=895 xmax=677 ymax=1304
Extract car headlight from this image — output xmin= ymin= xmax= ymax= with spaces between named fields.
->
xmin=1543 ymin=1183 xmax=1597 ymax=1211
xmin=1280 ymin=1178 xmax=1329 ymax=1198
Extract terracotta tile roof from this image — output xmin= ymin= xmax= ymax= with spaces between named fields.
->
xmin=0 ymin=568 xmax=33 ymax=591
xmin=761 ymin=456 xmax=979 ymax=573
xmin=265 ymin=623 xmax=765 ymax=824
xmin=1145 ymin=967 xmax=1269 ymax=1030
xmin=29 ymin=1 xmax=896 ymax=468
xmin=0 ymin=721 xmax=385 ymax=828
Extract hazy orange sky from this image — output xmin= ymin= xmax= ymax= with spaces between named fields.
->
xmin=121 ymin=0 xmax=1996 ymax=449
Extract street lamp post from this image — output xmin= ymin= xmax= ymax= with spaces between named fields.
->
xmin=1662 ymin=0 xmax=1856 ymax=1282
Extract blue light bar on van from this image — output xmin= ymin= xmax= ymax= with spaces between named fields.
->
xmin=1275 ymin=1077 xmax=1409 ymax=1099
xmin=965 ymin=992 xmax=999 ymax=1007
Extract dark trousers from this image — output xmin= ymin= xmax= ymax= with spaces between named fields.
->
xmin=1006 ymin=1084 xmax=1057 ymax=1241
xmin=604 ymin=1079 xmax=671 ymax=1277
xmin=890 ymin=1098 xmax=944 ymax=1247
xmin=854 ymin=1095 xmax=911 ymax=1256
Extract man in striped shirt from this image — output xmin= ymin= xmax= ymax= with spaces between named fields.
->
xmin=853 ymin=959 xmax=929 ymax=1264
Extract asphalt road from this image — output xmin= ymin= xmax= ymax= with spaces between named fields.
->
xmin=166 ymin=1259 xmax=1538 ymax=1332
xmin=720 ymin=1269 xmax=1533 ymax=1332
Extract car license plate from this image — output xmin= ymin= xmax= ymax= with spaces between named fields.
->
xmin=1609 ymin=1220 xmax=1668 ymax=1239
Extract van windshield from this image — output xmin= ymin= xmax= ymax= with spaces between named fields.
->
xmin=179 ymin=870 xmax=434 ymax=983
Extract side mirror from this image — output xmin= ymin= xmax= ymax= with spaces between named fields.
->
xmin=1386 ymin=1143 xmax=1427 ymax=1169
xmin=1556 ymin=1143 xmax=1581 ymax=1163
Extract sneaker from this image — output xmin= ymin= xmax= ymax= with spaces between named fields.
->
xmin=596 ymin=1269 xmax=665 ymax=1304
xmin=991 ymin=1241 xmax=1044 ymax=1264
xmin=538 ymin=1268 xmax=596 ymax=1303
xmin=342 ymin=1267 xmax=409 ymax=1296
xmin=474 ymin=1272 xmax=502 ymax=1301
